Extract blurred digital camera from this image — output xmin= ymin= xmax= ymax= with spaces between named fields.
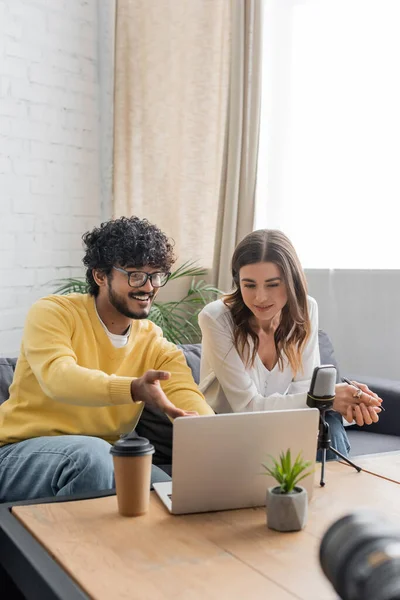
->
xmin=320 ymin=511 xmax=400 ymax=600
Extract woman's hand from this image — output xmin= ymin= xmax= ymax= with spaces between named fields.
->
xmin=333 ymin=382 xmax=383 ymax=426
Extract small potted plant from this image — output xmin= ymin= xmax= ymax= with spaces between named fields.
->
xmin=262 ymin=449 xmax=313 ymax=532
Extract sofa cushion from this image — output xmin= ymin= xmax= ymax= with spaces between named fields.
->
xmin=318 ymin=330 xmax=340 ymax=382
xmin=177 ymin=343 xmax=201 ymax=384
xmin=347 ymin=430 xmax=400 ymax=456
xmin=0 ymin=358 xmax=17 ymax=405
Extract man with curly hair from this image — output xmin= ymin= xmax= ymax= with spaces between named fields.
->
xmin=0 ymin=217 xmax=213 ymax=502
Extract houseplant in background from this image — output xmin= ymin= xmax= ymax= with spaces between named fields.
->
xmin=263 ymin=449 xmax=313 ymax=532
xmin=53 ymin=261 xmax=222 ymax=344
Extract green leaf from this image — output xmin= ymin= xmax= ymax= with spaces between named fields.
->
xmin=168 ymin=260 xmax=207 ymax=281
xmin=53 ymin=278 xmax=89 ymax=295
xmin=262 ymin=448 xmax=313 ymax=494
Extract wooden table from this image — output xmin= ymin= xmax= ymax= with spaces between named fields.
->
xmin=349 ymin=450 xmax=400 ymax=483
xmin=3 ymin=455 xmax=399 ymax=600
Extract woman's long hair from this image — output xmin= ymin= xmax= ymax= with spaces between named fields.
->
xmin=223 ymin=229 xmax=310 ymax=377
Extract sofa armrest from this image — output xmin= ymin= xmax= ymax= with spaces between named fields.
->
xmin=345 ymin=373 xmax=400 ymax=437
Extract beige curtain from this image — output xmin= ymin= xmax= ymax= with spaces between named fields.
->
xmin=212 ymin=0 xmax=263 ymax=292
xmin=113 ymin=0 xmax=231 ymax=270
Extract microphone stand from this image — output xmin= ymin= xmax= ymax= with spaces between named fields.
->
xmin=318 ymin=408 xmax=361 ymax=487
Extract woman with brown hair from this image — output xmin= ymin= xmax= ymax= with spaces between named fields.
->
xmin=199 ymin=229 xmax=382 ymax=457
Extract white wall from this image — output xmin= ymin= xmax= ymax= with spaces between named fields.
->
xmin=0 ymin=0 xmax=114 ymax=356
xmin=97 ymin=0 xmax=115 ymax=221
xmin=306 ymin=270 xmax=400 ymax=381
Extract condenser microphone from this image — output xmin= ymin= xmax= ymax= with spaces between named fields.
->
xmin=306 ymin=365 xmax=336 ymax=411
xmin=308 ymin=364 xmax=361 ymax=486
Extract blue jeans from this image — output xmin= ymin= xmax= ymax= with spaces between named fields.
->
xmin=0 ymin=435 xmax=171 ymax=503
xmin=316 ymin=410 xmax=351 ymax=462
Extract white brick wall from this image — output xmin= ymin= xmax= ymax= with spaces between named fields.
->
xmin=0 ymin=0 xmax=103 ymax=356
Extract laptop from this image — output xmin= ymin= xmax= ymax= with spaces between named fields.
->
xmin=153 ymin=408 xmax=319 ymax=514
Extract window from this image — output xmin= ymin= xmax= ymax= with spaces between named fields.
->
xmin=255 ymin=0 xmax=400 ymax=268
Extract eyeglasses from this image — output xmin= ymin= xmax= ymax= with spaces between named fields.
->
xmin=113 ymin=266 xmax=170 ymax=288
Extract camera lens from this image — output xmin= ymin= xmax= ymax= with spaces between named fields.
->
xmin=320 ymin=511 xmax=400 ymax=600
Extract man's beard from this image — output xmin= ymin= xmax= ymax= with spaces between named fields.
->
xmin=107 ymin=285 xmax=154 ymax=320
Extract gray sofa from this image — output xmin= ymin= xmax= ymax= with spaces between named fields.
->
xmin=0 ymin=332 xmax=399 ymax=471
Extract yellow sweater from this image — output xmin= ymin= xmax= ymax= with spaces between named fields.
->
xmin=0 ymin=294 xmax=213 ymax=446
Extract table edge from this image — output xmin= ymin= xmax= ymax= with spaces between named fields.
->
xmin=0 ymin=489 xmax=116 ymax=600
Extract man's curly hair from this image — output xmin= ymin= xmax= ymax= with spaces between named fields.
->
xmin=82 ymin=216 xmax=176 ymax=296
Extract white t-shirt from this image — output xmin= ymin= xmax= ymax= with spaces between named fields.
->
xmin=198 ymin=296 xmax=320 ymax=413
xmin=95 ymin=304 xmax=131 ymax=348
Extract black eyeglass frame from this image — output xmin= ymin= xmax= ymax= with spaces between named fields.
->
xmin=112 ymin=266 xmax=171 ymax=288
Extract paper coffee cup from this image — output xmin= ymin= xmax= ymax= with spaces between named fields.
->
xmin=110 ymin=436 xmax=155 ymax=517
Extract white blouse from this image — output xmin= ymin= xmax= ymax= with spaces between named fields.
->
xmin=198 ymin=296 xmax=320 ymax=413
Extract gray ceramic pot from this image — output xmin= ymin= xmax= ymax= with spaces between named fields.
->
xmin=266 ymin=486 xmax=308 ymax=532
